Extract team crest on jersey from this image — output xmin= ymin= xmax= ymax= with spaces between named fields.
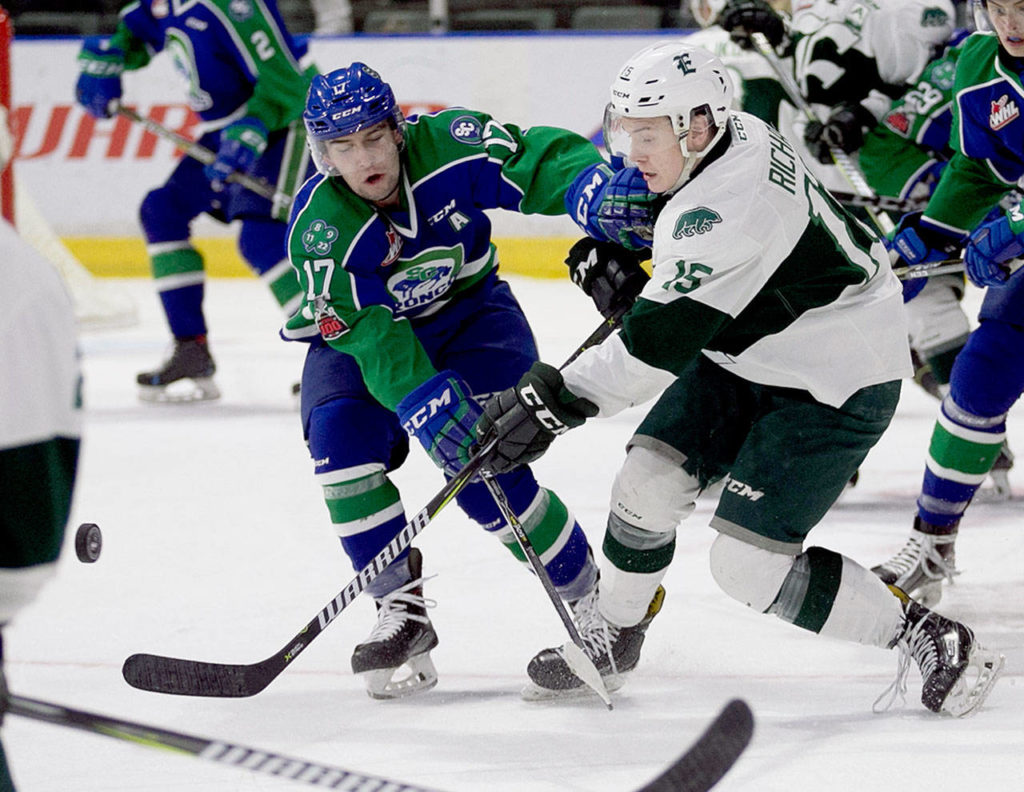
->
xmin=884 ymin=110 xmax=913 ymax=137
xmin=449 ymin=115 xmax=483 ymax=145
xmin=382 ymin=226 xmax=403 ymax=267
xmin=150 ymin=0 xmax=169 ymax=18
xmin=228 ymin=0 xmax=254 ymax=22
xmin=302 ymin=219 xmax=340 ymax=256
xmin=314 ymin=301 xmax=349 ymax=341
xmin=673 ymin=206 xmax=722 ymax=238
xmin=990 ymin=96 xmax=1020 ymax=131
xmin=388 ymin=256 xmax=458 ymax=311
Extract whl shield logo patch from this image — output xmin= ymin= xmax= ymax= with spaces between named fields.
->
xmin=990 ymin=95 xmax=1019 ymax=131
xmin=673 ymin=207 xmax=722 ymax=238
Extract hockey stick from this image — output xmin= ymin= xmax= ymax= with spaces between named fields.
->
xmin=115 ymin=105 xmax=291 ymax=210
xmin=892 ymin=256 xmax=1024 ymax=280
xmin=482 ymin=474 xmax=613 ymax=709
xmin=122 ymin=311 xmax=625 ymax=697
xmin=6 ymin=692 xmax=751 ymax=792
xmin=749 ymin=32 xmax=895 ymax=235
xmin=636 ymin=699 xmax=754 ymax=792
xmin=5 ymin=692 xmax=441 ymax=791
xmin=829 ymin=190 xmax=925 ymax=215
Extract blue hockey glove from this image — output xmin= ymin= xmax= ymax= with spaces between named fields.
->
xmin=565 ymin=237 xmax=649 ymax=319
xmin=475 ymin=362 xmax=598 ymax=476
xmin=720 ymin=0 xmax=787 ymax=50
xmin=204 ymin=116 xmax=268 ymax=190
xmin=75 ymin=37 xmax=125 ymax=119
xmin=964 ymin=207 xmax=1024 ymax=287
xmin=890 ymin=212 xmax=963 ymax=302
xmin=566 ymin=163 xmax=657 ymax=251
xmin=397 ymin=371 xmax=482 ymax=477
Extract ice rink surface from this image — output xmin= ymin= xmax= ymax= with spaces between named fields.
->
xmin=5 ymin=275 xmax=1022 ymax=791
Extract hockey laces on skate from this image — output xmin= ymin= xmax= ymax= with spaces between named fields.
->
xmin=364 ymin=575 xmax=437 ymax=643
xmin=881 ymin=534 xmax=958 ymax=584
xmin=872 ymin=615 xmax=936 ymax=714
xmin=573 ymin=590 xmax=621 ymax=673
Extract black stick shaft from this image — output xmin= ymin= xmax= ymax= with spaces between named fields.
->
xmin=7 ymin=694 xmax=439 ymax=791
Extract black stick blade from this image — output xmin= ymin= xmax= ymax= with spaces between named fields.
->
xmin=635 ymin=699 xmax=754 ymax=792
xmin=122 ymin=654 xmax=278 ymax=697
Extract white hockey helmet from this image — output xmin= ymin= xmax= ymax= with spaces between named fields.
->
xmin=604 ymin=41 xmax=734 ymax=191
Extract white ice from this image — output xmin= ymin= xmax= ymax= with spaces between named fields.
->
xmin=5 ymin=275 xmax=1022 ymax=791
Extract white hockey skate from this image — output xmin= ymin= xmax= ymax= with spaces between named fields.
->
xmin=871 ymin=518 xmax=958 ymax=607
xmin=876 ymin=598 xmax=1004 ymax=717
xmin=522 ymin=585 xmax=664 ymax=701
xmin=137 ymin=337 xmax=220 ymax=403
xmin=350 ymin=548 xmax=439 ymax=700
xmin=975 ymin=441 xmax=1014 ymax=502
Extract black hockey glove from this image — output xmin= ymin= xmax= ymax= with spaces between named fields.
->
xmin=565 ymin=238 xmax=650 ymax=320
xmin=475 ymin=362 xmax=598 ymax=476
xmin=720 ymin=0 xmax=787 ymax=50
xmin=804 ymin=103 xmax=873 ymax=164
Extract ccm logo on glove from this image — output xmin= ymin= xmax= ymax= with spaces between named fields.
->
xmin=401 ymin=387 xmax=456 ymax=434
xmin=520 ymin=383 xmax=570 ymax=434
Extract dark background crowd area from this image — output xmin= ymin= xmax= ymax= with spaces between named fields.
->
xmin=1 ymin=1 xmax=699 ymax=35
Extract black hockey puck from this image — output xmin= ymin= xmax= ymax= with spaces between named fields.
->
xmin=75 ymin=522 xmax=102 ymax=563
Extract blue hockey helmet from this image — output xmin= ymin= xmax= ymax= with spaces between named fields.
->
xmin=303 ymin=63 xmax=406 ymax=175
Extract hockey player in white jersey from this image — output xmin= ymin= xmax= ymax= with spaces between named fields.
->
xmin=475 ymin=41 xmax=1003 ymax=716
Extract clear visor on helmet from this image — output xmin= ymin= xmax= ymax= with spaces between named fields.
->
xmin=307 ymin=113 xmax=406 ymax=178
xmin=974 ymin=0 xmax=1024 ymax=32
xmin=309 ymin=138 xmax=340 ymax=177
xmin=603 ymin=105 xmax=681 ymax=167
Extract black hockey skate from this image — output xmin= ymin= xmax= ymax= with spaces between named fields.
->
xmin=871 ymin=516 xmax=957 ymax=607
xmin=137 ymin=336 xmax=219 ymax=403
xmin=876 ymin=596 xmax=1003 ymax=717
xmin=351 ymin=547 xmax=439 ymax=700
xmin=522 ymin=585 xmax=665 ymax=701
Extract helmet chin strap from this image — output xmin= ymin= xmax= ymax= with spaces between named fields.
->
xmin=665 ymin=121 xmax=728 ymax=196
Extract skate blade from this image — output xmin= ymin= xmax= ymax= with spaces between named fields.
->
xmin=138 ymin=377 xmax=221 ymax=404
xmin=941 ymin=649 xmax=1005 ymax=718
xmin=361 ymin=653 xmax=438 ymax=700
xmin=521 ymin=671 xmax=625 ymax=703
xmin=973 ymin=472 xmax=1012 ymax=503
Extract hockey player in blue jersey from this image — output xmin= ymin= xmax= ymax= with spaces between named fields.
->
xmin=872 ymin=0 xmax=1024 ymax=604
xmin=75 ymin=0 xmax=316 ymax=402
xmin=284 ymin=63 xmax=608 ymax=698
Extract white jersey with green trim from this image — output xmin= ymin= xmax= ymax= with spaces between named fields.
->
xmin=0 ymin=222 xmax=81 ymax=452
xmin=562 ymin=111 xmax=912 ymax=416
xmin=791 ymin=0 xmax=955 ymax=122
xmin=0 ymin=220 xmax=82 ymax=621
